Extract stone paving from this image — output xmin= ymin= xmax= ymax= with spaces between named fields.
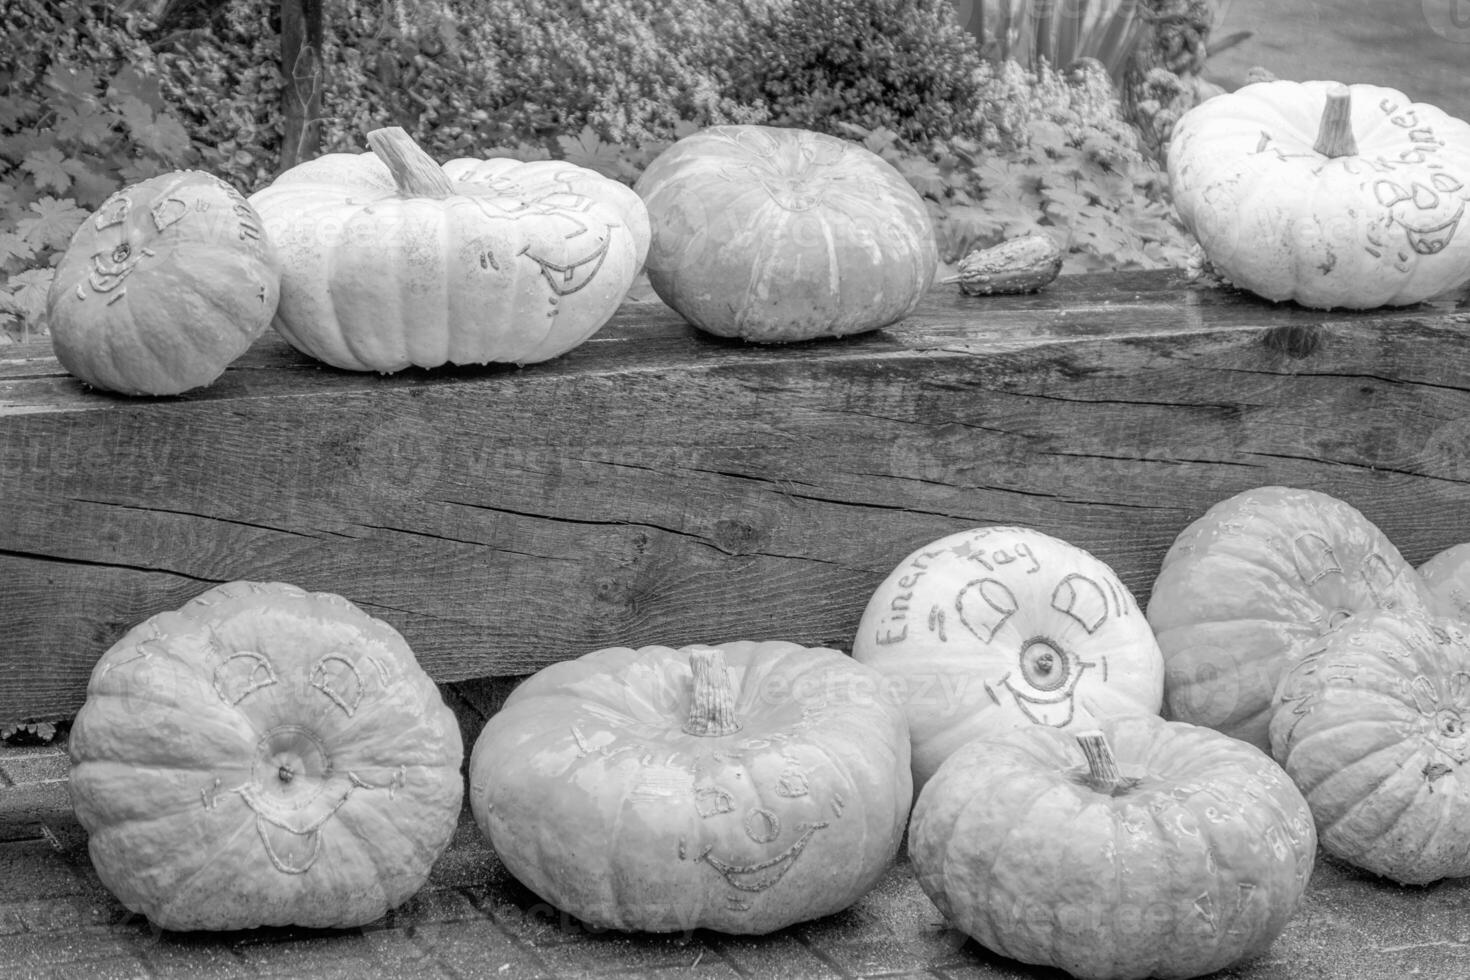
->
xmin=3 ymin=739 xmax=1469 ymax=980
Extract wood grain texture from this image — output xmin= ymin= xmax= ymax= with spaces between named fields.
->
xmin=3 ymin=270 xmax=1470 ymax=721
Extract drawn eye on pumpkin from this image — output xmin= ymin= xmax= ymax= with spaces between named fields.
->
xmin=1051 ymin=573 xmax=1110 ymax=634
xmin=311 ymin=654 xmax=365 ymax=717
xmin=213 ymin=651 xmax=278 ymax=705
xmin=956 ymin=578 xmax=1018 ymax=643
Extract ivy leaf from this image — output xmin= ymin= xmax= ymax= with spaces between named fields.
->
xmin=0 ymin=268 xmax=55 ymax=331
xmin=52 ymin=103 xmax=116 ymax=149
xmin=557 ymin=125 xmax=634 ymax=180
xmin=132 ymin=114 xmax=193 ymax=164
xmin=894 ymin=153 xmax=947 ymax=200
xmin=45 ymin=64 xmax=102 ymax=104
xmin=21 ymin=147 xmax=88 ymax=194
xmin=16 ymin=196 xmax=89 ymax=251
xmin=0 ymin=229 xmax=37 ymax=267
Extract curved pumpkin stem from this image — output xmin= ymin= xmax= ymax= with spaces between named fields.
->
xmin=683 ymin=646 xmax=742 ymax=737
xmin=1312 ymin=84 xmax=1358 ymax=159
xmin=367 ymin=126 xmax=457 ymax=199
xmin=1074 ymin=730 xmax=1135 ymax=795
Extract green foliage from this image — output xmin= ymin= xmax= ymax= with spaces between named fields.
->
xmin=740 ymin=0 xmax=987 ymax=144
xmin=1 ymin=0 xmax=199 ymax=339
xmin=1 ymin=720 xmax=60 ymax=745
xmin=969 ymin=0 xmax=1153 ymax=84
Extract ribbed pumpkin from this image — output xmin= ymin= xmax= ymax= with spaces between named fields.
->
xmin=1421 ymin=542 xmax=1470 ymax=620
xmin=909 ymin=714 xmax=1316 ymax=980
xmin=68 ymin=581 xmax=464 ymax=931
xmin=852 ymin=525 xmax=1165 ymax=792
xmin=468 ymin=641 xmax=912 ymax=934
xmin=634 ymin=124 xmax=937 ymax=342
xmin=46 ymin=170 xmax=281 ymax=395
xmin=1147 ymin=486 xmax=1434 ymax=751
xmin=1271 ymin=611 xmax=1470 ymax=885
xmin=248 ymin=127 xmax=644 ymax=372
xmin=1168 ymin=79 xmax=1470 ymax=309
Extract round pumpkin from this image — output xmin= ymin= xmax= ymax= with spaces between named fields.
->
xmin=46 ymin=170 xmax=281 ymax=395
xmin=468 ymin=641 xmax=912 ymax=934
xmin=248 ymin=127 xmax=645 ymax=372
xmin=1147 ymin=485 xmax=1435 ymax=751
xmin=1168 ymin=80 xmax=1470 ymax=309
xmin=909 ymin=714 xmax=1316 ymax=980
xmin=68 ymin=581 xmax=464 ymax=931
xmin=1420 ymin=542 xmax=1470 ymax=620
xmin=852 ymin=525 xmax=1165 ymax=793
xmin=1270 ymin=610 xmax=1470 ymax=885
xmin=633 ymin=124 xmax=937 ymax=342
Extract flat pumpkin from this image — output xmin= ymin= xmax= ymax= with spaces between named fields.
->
xmin=67 ymin=581 xmax=464 ymax=931
xmin=634 ymin=124 xmax=937 ymax=342
xmin=1420 ymin=542 xmax=1470 ymax=620
xmin=1147 ymin=485 xmax=1434 ymax=751
xmin=248 ymin=127 xmax=644 ymax=372
xmin=468 ymin=641 xmax=912 ymax=934
xmin=909 ymin=714 xmax=1316 ymax=980
xmin=852 ymin=525 xmax=1165 ymax=792
xmin=1168 ymin=80 xmax=1470 ymax=309
xmin=1271 ymin=611 xmax=1470 ymax=885
xmin=46 ymin=170 xmax=281 ymax=395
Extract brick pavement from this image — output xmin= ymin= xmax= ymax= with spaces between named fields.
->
xmin=4 ymin=740 xmax=1470 ymax=980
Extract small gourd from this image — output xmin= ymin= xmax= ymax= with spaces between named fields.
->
xmin=941 ymin=233 xmax=1064 ymax=295
xmin=468 ymin=640 xmax=912 ymax=934
xmin=46 ymin=170 xmax=281 ymax=395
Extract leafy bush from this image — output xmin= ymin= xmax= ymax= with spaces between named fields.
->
xmin=738 ymin=0 xmax=988 ymax=144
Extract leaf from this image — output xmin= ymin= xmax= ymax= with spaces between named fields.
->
xmin=1 ymin=268 xmax=55 ymax=330
xmin=16 ymin=196 xmax=89 ymax=251
xmin=21 ymin=147 xmax=88 ymax=194
xmin=44 ymin=63 xmax=102 ymax=104
xmin=52 ymin=104 xmax=116 ymax=149
xmin=894 ymin=153 xmax=947 ymax=200
xmin=557 ymin=125 xmax=632 ymax=179
xmin=132 ymin=114 xmax=193 ymax=164
xmin=0 ymin=230 xmax=37 ymax=267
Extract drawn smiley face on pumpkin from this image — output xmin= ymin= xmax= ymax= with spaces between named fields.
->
xmin=1372 ymin=171 xmax=1470 ymax=259
xmin=207 ymin=638 xmax=407 ymax=875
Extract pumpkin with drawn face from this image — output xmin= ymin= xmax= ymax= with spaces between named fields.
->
xmin=468 ymin=641 xmax=912 ymax=934
xmin=67 ymin=581 xmax=464 ymax=931
xmin=852 ymin=526 xmax=1165 ymax=793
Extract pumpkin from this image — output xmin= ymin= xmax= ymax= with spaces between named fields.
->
xmin=46 ymin=170 xmax=281 ymax=395
xmin=851 ymin=525 xmax=1165 ymax=793
xmin=1168 ymin=80 xmax=1470 ymax=309
xmin=247 ymin=127 xmax=645 ymax=372
xmin=633 ymin=124 xmax=937 ymax=342
xmin=1420 ymin=542 xmax=1470 ymax=620
xmin=67 ymin=581 xmax=464 ymax=931
xmin=1270 ymin=611 xmax=1470 ymax=885
xmin=468 ymin=641 xmax=912 ymax=934
xmin=1147 ymin=485 xmax=1435 ymax=751
xmin=908 ymin=714 xmax=1316 ymax=980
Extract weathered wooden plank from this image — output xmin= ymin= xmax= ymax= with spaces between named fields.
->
xmin=3 ymin=271 xmax=1469 ymax=721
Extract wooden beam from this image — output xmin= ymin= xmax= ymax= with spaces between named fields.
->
xmin=3 ymin=271 xmax=1469 ymax=721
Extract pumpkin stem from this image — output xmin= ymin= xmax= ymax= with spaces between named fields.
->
xmin=367 ymin=126 xmax=457 ymax=199
xmin=1075 ymin=730 xmax=1133 ymax=795
xmin=683 ymin=645 xmax=742 ymax=737
xmin=1312 ymin=84 xmax=1358 ymax=159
